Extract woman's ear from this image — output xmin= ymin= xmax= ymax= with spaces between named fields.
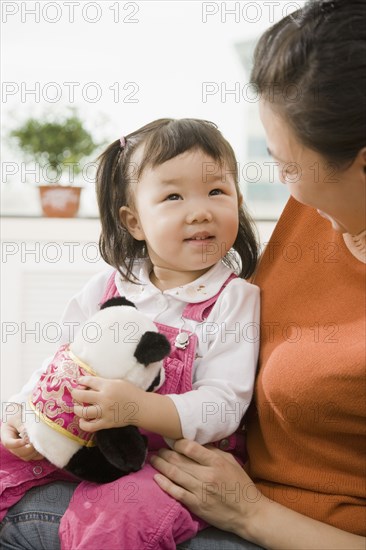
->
xmin=119 ymin=206 xmax=145 ymax=241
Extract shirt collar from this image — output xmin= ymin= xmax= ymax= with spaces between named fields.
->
xmin=116 ymin=260 xmax=236 ymax=304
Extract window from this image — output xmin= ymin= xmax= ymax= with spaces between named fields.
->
xmin=235 ymin=39 xmax=290 ymax=220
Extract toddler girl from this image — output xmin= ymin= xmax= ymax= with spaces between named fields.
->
xmin=1 ymin=118 xmax=260 ymax=549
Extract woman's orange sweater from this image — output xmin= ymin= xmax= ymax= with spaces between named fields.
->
xmin=247 ymin=197 xmax=365 ymax=536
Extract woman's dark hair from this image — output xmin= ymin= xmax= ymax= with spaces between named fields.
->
xmin=251 ymin=0 xmax=366 ymax=166
xmin=96 ymin=118 xmax=259 ymax=283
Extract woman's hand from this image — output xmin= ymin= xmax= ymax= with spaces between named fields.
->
xmin=1 ymin=403 xmax=44 ymax=461
xmin=150 ymin=439 xmax=259 ymax=537
xmin=151 ymin=440 xmax=366 ymax=550
xmin=72 ymin=376 xmax=143 ymax=432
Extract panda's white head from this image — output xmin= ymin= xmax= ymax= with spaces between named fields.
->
xmin=70 ymin=297 xmax=169 ymax=392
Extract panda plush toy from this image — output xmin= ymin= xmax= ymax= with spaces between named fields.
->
xmin=23 ymin=297 xmax=170 ymax=483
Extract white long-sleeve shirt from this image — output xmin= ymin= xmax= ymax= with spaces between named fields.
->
xmin=11 ymin=260 xmax=260 ymax=445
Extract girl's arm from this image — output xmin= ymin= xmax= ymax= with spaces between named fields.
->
xmin=72 ymin=376 xmax=183 ymax=439
xmin=168 ymin=279 xmax=260 ymax=443
xmin=150 ymin=440 xmax=365 ymax=550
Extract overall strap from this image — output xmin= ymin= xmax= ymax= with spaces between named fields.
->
xmin=100 ymin=271 xmax=120 ymax=304
xmin=182 ymin=273 xmax=238 ymax=322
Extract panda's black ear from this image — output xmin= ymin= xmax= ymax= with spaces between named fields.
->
xmin=100 ymin=297 xmax=136 ymax=310
xmin=134 ymin=332 xmax=170 ymax=366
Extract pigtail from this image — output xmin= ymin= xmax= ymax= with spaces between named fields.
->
xmin=96 ymin=140 xmax=123 ymax=267
xmin=231 ymin=207 xmax=259 ymax=279
xmin=96 ymin=140 xmax=145 ymax=283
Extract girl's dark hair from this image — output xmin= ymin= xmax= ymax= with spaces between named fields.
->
xmin=96 ymin=118 xmax=259 ymax=283
xmin=251 ymin=0 xmax=366 ymax=166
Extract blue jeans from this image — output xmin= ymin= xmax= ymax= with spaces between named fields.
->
xmin=0 ymin=482 xmax=263 ymax=549
xmin=0 ymin=482 xmax=77 ymax=550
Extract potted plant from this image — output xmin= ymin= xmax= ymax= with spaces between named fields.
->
xmin=10 ymin=111 xmax=99 ymax=217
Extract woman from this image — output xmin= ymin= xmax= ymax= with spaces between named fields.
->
xmin=150 ymin=0 xmax=366 ymax=548
xmin=1 ymin=0 xmax=365 ymax=548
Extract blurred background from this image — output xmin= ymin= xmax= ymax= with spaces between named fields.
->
xmin=1 ymin=1 xmax=304 ymax=400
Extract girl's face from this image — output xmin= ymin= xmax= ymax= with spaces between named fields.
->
xmin=259 ymin=100 xmax=366 ymax=234
xmin=120 ymin=149 xmax=240 ymax=289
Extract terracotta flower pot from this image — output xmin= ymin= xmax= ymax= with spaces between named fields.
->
xmin=38 ymin=185 xmax=82 ymax=218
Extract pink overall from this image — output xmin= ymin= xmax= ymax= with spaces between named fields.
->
xmin=0 ymin=272 xmax=245 ymax=549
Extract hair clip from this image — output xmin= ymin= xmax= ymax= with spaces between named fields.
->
xmin=120 ymin=136 xmax=126 ymax=149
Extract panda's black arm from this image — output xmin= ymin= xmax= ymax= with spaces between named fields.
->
xmin=95 ymin=426 xmax=148 ymax=473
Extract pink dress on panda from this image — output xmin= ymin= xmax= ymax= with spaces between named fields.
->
xmin=29 ymin=344 xmax=96 ymax=448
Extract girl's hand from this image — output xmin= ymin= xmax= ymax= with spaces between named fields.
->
xmin=1 ymin=403 xmax=44 ymax=461
xmin=150 ymin=439 xmax=260 ymax=537
xmin=72 ymin=376 xmax=143 ymax=432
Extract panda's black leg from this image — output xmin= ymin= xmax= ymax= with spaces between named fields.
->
xmin=96 ymin=426 xmax=147 ymax=473
xmin=64 ymin=445 xmax=127 ymax=483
